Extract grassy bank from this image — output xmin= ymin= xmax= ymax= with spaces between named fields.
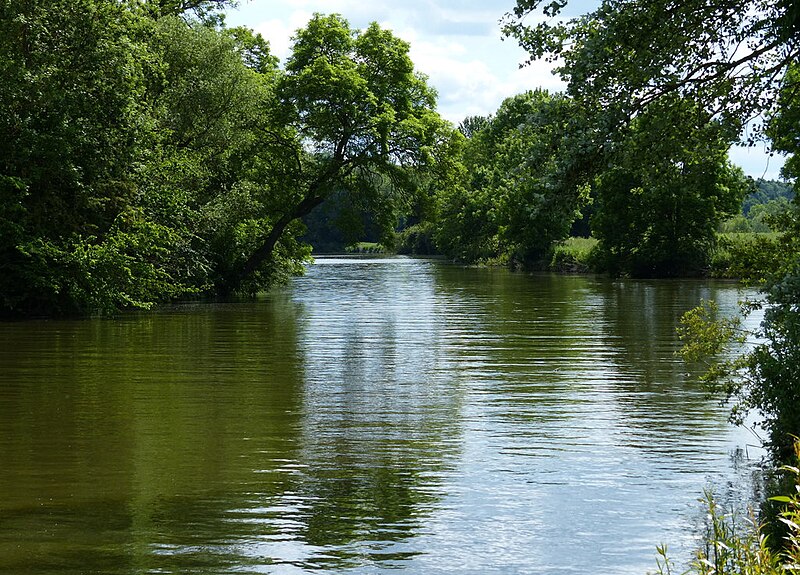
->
xmin=545 ymin=233 xmax=781 ymax=279
xmin=548 ymin=237 xmax=598 ymax=272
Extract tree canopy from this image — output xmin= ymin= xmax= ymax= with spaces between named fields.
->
xmin=503 ymin=0 xmax=800 ymax=139
xmin=434 ymin=89 xmax=590 ymax=265
xmin=591 ymin=97 xmax=749 ymax=276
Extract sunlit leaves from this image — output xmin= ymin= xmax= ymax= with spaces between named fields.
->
xmin=503 ymin=0 xmax=800 ymax=142
xmin=435 ymin=90 xmax=588 ymax=265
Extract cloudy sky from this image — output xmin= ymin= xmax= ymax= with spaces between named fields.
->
xmin=223 ymin=0 xmax=785 ymax=180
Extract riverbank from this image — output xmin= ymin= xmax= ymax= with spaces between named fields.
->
xmin=528 ymin=233 xmax=780 ymax=279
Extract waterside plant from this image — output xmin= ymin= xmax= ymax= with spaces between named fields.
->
xmin=653 ymin=445 xmax=800 ymax=575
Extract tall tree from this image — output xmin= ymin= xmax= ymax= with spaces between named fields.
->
xmin=137 ymin=16 xmax=291 ymax=295
xmin=501 ymin=0 xmax=781 ymax=277
xmin=0 ymin=0 xmax=293 ymax=314
xmin=223 ymin=13 xmax=446 ymax=293
xmin=435 ymin=90 xmax=591 ymax=265
xmin=592 ymin=98 xmax=750 ymax=277
xmin=0 ymin=4 xmax=448 ymax=312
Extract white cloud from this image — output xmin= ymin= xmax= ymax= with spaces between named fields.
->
xmin=248 ymin=11 xmax=312 ymax=62
xmin=407 ymin=36 xmax=564 ymax=123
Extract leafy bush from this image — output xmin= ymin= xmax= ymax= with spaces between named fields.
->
xmin=711 ymin=233 xmax=781 ymax=280
xmin=396 ymin=222 xmax=438 ymax=255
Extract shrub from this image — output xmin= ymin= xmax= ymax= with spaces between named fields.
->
xmin=711 ymin=233 xmax=781 ymax=280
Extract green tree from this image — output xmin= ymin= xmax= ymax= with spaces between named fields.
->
xmin=138 ymin=0 xmax=238 ymax=22
xmin=592 ymin=98 xmax=750 ymax=277
xmin=0 ymin=0 xmax=297 ymax=313
xmin=223 ymin=13 xmax=446 ymax=293
xmin=458 ymin=115 xmax=491 ymax=139
xmin=138 ymin=17 xmax=303 ymax=295
xmin=435 ymin=90 xmax=590 ymax=265
xmin=501 ymin=1 xmax=772 ymax=277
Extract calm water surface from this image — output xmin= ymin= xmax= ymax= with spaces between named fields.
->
xmin=0 ymin=257 xmax=760 ymax=574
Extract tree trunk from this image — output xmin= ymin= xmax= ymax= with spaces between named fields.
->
xmin=224 ymin=192 xmax=325 ymax=294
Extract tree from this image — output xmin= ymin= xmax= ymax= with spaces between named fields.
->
xmin=591 ymin=98 xmax=750 ymax=277
xmin=0 ymin=4 xmax=448 ymax=313
xmin=458 ymin=115 xmax=491 ymax=139
xmin=503 ymin=0 xmax=800 ymax=138
xmin=435 ymin=90 xmax=591 ymax=265
xmin=138 ymin=17 xmax=300 ymax=294
xmin=0 ymin=0 xmax=299 ymax=314
xmin=500 ymin=0 xmax=777 ymax=278
xmin=222 ymin=13 xmax=446 ymax=293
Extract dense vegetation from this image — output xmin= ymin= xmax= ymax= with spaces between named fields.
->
xmin=0 ymin=0 xmax=450 ymax=315
xmin=4 ymin=0 xmax=796 ymax=311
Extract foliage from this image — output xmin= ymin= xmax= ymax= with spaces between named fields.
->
xmin=301 ymin=189 xmax=390 ymax=253
xmin=745 ymin=180 xmax=796 ymax=217
xmin=226 ymin=13 xmax=447 ymax=292
xmin=139 ymin=0 xmax=238 ymax=24
xmin=139 ymin=17 xmax=317 ymax=295
xmin=721 ymin=179 xmax=795 ymax=233
xmin=0 ymin=0 xmax=156 ymax=314
xmin=770 ymin=64 xmax=800 ymax=182
xmin=499 ymin=0 xmax=771 ymax=278
xmin=711 ymin=233 xmax=782 ymax=279
xmin=345 ymin=242 xmax=388 ymax=254
xmin=591 ymin=98 xmax=749 ymax=277
xmin=395 ymin=221 xmax=438 ymax=255
xmin=679 ymin=230 xmax=800 ymax=461
xmin=652 ymin=445 xmax=800 ymax=575
xmin=0 ymin=2 xmax=448 ymax=314
xmin=434 ymin=89 xmax=590 ymax=266
xmin=503 ymin=0 xmax=800 ymax=141
xmin=458 ymin=115 xmax=491 ymax=139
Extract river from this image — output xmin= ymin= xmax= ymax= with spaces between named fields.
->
xmin=0 ymin=256 xmax=761 ymax=575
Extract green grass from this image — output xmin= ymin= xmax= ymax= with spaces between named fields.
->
xmin=549 ymin=237 xmax=598 ymax=272
xmin=345 ymin=242 xmax=387 ymax=254
xmin=718 ymin=231 xmax=780 ymax=242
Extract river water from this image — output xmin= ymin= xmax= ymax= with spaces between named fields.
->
xmin=0 ymin=256 xmax=761 ymax=575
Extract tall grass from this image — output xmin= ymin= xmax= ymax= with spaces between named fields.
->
xmin=549 ymin=237 xmax=598 ymax=272
xmin=652 ymin=446 xmax=800 ymax=575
